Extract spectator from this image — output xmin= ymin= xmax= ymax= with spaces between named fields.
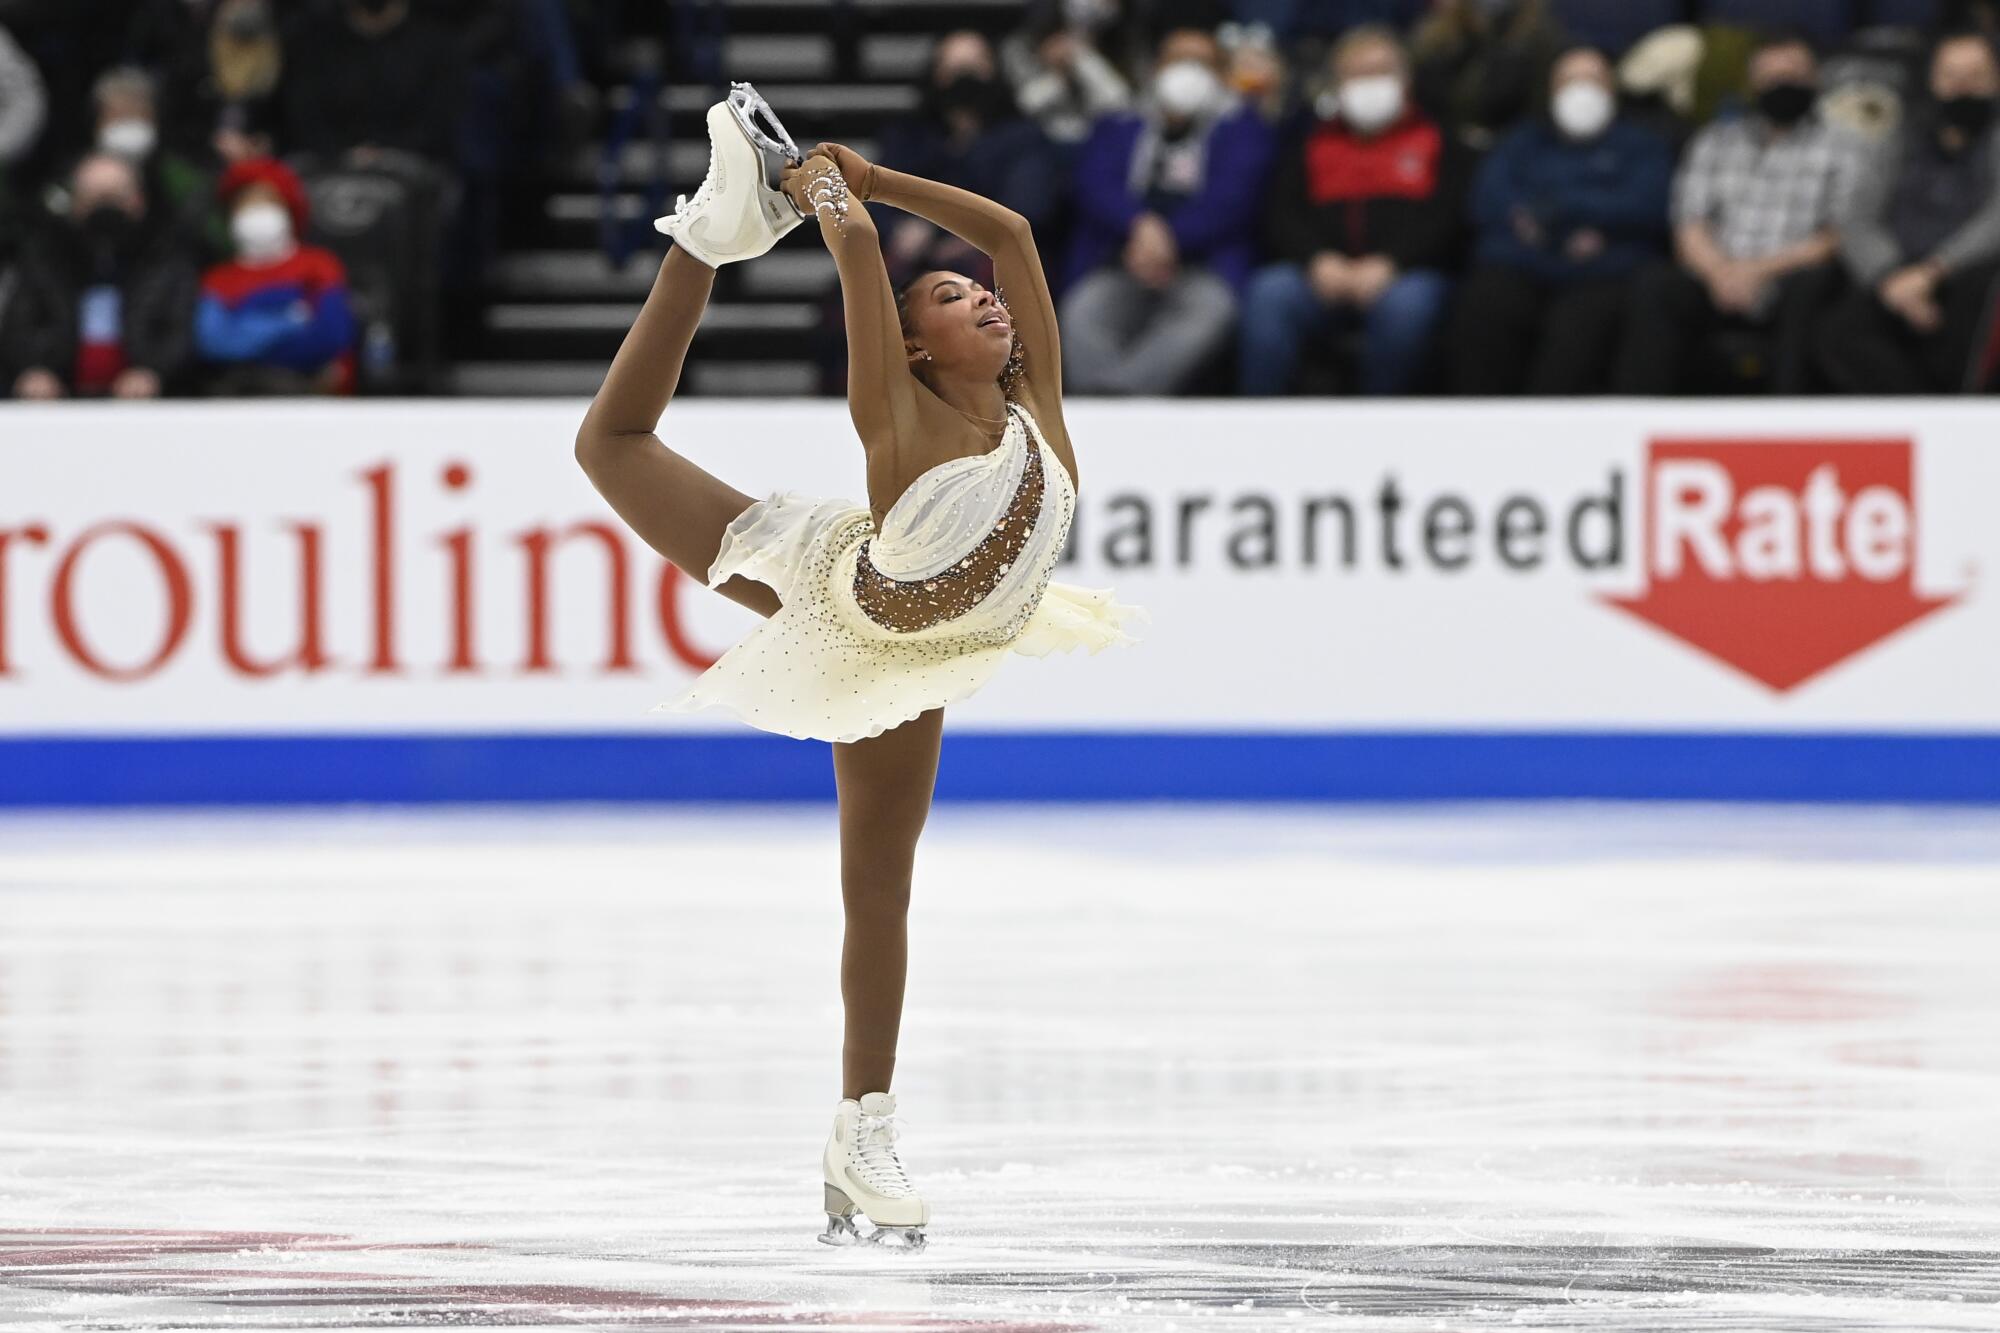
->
xmin=1002 ymin=4 xmax=1133 ymax=148
xmin=142 ymin=0 xmax=286 ymax=169
xmin=280 ymin=0 xmax=465 ymax=166
xmin=1413 ymin=0 xmax=1572 ymax=147
xmin=195 ymin=157 xmax=357 ymax=394
xmin=875 ymin=31 xmax=1064 ymax=292
xmin=91 ymin=65 xmax=216 ymax=253
xmin=1450 ymin=46 xmax=1673 ymax=393
xmin=1239 ymin=25 xmax=1467 ymax=395
xmin=1060 ymin=26 xmax=1276 ymax=394
xmin=1 ymin=152 xmax=198 ymax=400
xmin=1818 ymin=30 xmax=2000 ymax=392
xmin=1613 ymin=30 xmax=1864 ymax=393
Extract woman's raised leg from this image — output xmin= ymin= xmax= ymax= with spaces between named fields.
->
xmin=831 ymin=706 xmax=945 ymax=1099
xmin=574 ymin=248 xmax=781 ymax=617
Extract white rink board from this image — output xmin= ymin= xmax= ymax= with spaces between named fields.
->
xmin=0 ymin=398 xmax=1993 ymax=735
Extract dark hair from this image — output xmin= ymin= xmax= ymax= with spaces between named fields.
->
xmin=1549 ymin=42 xmax=1612 ymax=74
xmin=894 ymin=272 xmax=921 ymax=338
xmin=1932 ymin=26 xmax=2000 ymax=64
xmin=1750 ymin=27 xmax=1819 ymax=63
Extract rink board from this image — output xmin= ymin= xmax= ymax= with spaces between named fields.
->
xmin=1 ymin=399 xmax=1994 ymax=804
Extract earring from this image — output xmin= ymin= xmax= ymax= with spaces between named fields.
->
xmin=920 ymin=350 xmax=933 ymax=361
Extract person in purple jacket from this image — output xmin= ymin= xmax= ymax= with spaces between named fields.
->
xmin=1058 ymin=26 xmax=1276 ymax=395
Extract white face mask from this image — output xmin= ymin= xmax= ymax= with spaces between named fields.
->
xmin=1154 ymin=59 xmax=1222 ymax=120
xmin=1339 ymin=75 xmax=1405 ymax=134
xmin=99 ymin=118 xmax=157 ymax=160
xmin=1552 ymin=81 xmax=1615 ymax=140
xmin=231 ymin=201 xmax=294 ymax=261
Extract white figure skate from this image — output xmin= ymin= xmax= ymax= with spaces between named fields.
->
xmin=655 ymin=82 xmax=806 ymax=267
xmin=819 ymin=1091 xmax=929 ymax=1249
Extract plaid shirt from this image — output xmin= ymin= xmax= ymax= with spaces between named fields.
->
xmin=1673 ymin=115 xmax=1866 ymax=260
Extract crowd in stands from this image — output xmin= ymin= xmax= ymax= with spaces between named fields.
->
xmin=866 ymin=0 xmax=2000 ymax=397
xmin=6 ymin=1 xmax=2000 ymax=400
xmin=0 ymin=0 xmax=591 ymax=399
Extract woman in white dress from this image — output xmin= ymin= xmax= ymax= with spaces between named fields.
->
xmin=574 ymin=87 xmax=1140 ymax=1249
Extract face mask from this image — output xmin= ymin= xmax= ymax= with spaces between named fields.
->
xmin=1756 ymin=82 xmax=1816 ymax=127
xmin=1154 ymin=59 xmax=1222 ymax=120
xmin=937 ymin=71 xmax=1006 ymax=124
xmin=232 ymin=201 xmax=294 ymax=261
xmin=99 ymin=119 xmax=157 ymax=160
xmin=78 ymin=204 xmax=137 ymax=273
xmin=1941 ymin=93 xmax=1997 ymax=135
xmin=1552 ymin=81 xmax=1614 ymax=139
xmin=1339 ymin=74 xmax=1405 ymax=133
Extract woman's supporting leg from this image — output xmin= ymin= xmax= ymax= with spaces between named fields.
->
xmin=574 ymin=248 xmax=781 ymax=617
xmin=830 ymin=706 xmax=945 ymax=1100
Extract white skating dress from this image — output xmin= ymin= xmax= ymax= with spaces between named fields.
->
xmin=655 ymin=401 xmax=1143 ymax=743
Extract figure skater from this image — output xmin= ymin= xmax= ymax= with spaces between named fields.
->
xmin=573 ymin=85 xmax=1143 ymax=1250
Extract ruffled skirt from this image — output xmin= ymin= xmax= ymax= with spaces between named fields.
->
xmin=653 ymin=490 xmax=1145 ymax=743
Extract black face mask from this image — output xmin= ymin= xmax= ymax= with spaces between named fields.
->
xmin=77 ymin=204 xmax=138 ymax=274
xmin=934 ymin=73 xmax=1008 ymax=127
xmin=1940 ymin=94 xmax=1997 ymax=136
xmin=1756 ymin=82 xmax=1816 ymax=127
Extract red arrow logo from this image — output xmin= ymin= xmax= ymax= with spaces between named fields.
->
xmin=1604 ymin=439 xmax=1958 ymax=692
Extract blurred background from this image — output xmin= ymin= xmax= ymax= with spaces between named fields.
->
xmin=5 ymin=0 xmax=2000 ymax=402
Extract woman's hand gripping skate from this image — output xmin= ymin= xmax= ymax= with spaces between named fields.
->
xmin=782 ymin=155 xmax=855 ymax=231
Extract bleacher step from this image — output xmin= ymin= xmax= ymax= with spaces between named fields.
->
xmin=486 ymin=302 xmax=819 ymax=333
xmin=447 ymin=359 xmax=821 ymax=398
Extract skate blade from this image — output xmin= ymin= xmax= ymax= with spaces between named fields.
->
xmin=816 ymin=1217 xmax=928 ymax=1250
xmin=728 ymin=82 xmax=804 ymax=175
xmin=818 ymin=1185 xmax=927 ymax=1251
xmin=711 ymin=87 xmax=806 ymax=229
xmin=863 ymin=1224 xmax=927 ymax=1251
xmin=726 ymin=79 xmax=806 ymax=215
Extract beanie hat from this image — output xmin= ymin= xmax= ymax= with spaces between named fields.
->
xmin=217 ymin=156 xmax=310 ymax=232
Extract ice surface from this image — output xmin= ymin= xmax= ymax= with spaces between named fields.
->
xmin=1 ymin=803 xmax=1997 ymax=1331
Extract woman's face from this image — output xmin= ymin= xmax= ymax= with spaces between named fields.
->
xmin=906 ymin=271 xmax=1012 ymax=381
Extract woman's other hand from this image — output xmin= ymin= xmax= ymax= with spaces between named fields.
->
xmin=808 ymin=141 xmax=878 ymax=201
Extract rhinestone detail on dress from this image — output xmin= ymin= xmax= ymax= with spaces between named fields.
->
xmin=850 ymin=405 xmax=1048 ymax=634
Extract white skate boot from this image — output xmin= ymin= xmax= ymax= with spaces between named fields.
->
xmin=655 ymin=82 xmax=806 ymax=267
xmin=819 ymin=1090 xmax=928 ymax=1249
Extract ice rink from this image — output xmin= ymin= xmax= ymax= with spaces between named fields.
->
xmin=2 ymin=803 xmax=1997 ymax=1331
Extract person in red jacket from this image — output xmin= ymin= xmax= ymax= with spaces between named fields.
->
xmin=1240 ymin=25 xmax=1472 ymax=395
xmin=194 ymin=156 xmax=356 ymax=394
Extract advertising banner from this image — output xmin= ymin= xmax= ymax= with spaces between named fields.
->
xmin=2 ymin=400 xmax=1993 ymax=802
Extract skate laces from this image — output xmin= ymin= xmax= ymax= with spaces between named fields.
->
xmin=855 ymin=1111 xmax=913 ymax=1196
xmin=666 ymin=127 xmax=728 ymax=228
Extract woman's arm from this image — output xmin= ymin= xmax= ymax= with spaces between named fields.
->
xmin=787 ymin=155 xmax=920 ymax=451
xmin=814 ymin=142 xmax=1063 ymax=407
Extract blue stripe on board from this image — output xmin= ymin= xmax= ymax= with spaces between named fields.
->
xmin=1 ymin=732 xmax=1997 ymax=805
